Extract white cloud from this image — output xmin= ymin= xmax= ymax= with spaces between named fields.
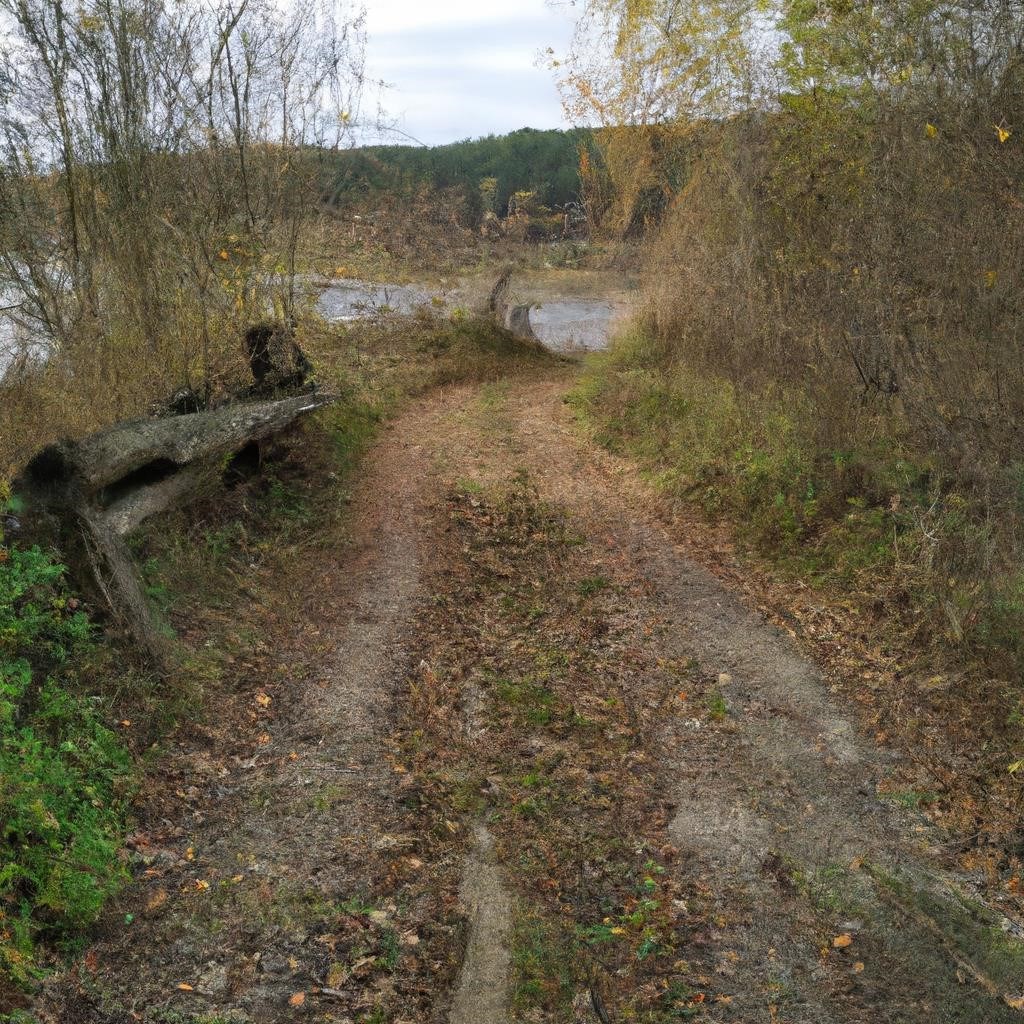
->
xmin=362 ymin=0 xmax=578 ymax=145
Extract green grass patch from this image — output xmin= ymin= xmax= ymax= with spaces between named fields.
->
xmin=492 ymin=676 xmax=557 ymax=726
xmin=0 ymin=540 xmax=134 ymax=983
xmin=510 ymin=909 xmax=579 ymax=1015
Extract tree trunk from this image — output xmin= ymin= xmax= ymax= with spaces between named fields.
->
xmin=16 ymin=390 xmax=336 ymax=668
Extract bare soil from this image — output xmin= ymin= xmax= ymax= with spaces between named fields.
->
xmin=29 ymin=368 xmax=1024 ymax=1024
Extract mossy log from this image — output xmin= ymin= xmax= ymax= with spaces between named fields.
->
xmin=16 ymin=390 xmax=335 ymax=667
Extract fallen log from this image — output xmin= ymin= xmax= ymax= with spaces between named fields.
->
xmin=16 ymin=388 xmax=336 ymax=667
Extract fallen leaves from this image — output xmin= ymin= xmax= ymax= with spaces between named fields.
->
xmin=832 ymin=933 xmax=854 ymax=949
xmin=145 ymin=888 xmax=168 ymax=914
xmin=288 ymin=991 xmax=306 ymax=1007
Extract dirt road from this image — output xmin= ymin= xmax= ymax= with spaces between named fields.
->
xmin=39 ymin=369 xmax=1024 ymax=1024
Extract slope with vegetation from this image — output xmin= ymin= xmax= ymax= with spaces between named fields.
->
xmin=563 ymin=0 xmax=1024 ymax=855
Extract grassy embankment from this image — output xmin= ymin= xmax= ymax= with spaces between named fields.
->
xmin=572 ymin=324 xmax=1024 ymax=860
xmin=0 ymin=309 xmax=551 ymax=1000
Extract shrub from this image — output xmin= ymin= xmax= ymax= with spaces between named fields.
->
xmin=0 ymin=515 xmax=132 ymax=983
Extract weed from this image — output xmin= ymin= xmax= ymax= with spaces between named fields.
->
xmin=510 ymin=911 xmax=579 ymax=1015
xmin=576 ymin=575 xmax=611 ymax=597
xmin=376 ymin=927 xmax=400 ymax=971
xmin=706 ymin=691 xmax=729 ymax=720
xmin=0 ymin=544 xmax=133 ymax=982
xmin=493 ymin=676 xmax=557 ymax=726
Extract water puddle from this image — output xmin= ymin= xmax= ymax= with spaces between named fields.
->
xmin=528 ymin=299 xmax=616 ymax=353
xmin=315 ymin=278 xmax=432 ymax=320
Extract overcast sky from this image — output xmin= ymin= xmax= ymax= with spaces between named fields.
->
xmin=362 ymin=0 xmax=579 ymax=146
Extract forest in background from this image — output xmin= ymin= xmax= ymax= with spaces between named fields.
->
xmin=327 ymin=127 xmax=595 ymax=222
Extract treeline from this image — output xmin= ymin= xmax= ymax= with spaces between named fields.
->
xmin=326 ymin=127 xmax=594 ymax=221
xmin=568 ymin=1 xmax=1024 ymax=812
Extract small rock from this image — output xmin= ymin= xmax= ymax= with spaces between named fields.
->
xmin=196 ymin=962 xmax=229 ymax=997
xmin=260 ymin=953 xmax=291 ymax=978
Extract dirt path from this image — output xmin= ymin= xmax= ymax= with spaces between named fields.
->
xmin=36 ymin=368 xmax=1024 ymax=1024
xmin=409 ymin=373 xmax=1024 ymax=1023
xmin=37 ymin=401 xmax=459 ymax=1024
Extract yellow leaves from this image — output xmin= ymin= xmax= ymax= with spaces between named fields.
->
xmin=832 ymin=933 xmax=854 ymax=949
xmin=1008 ymin=759 xmax=1024 ymax=774
xmin=610 ymin=926 xmax=627 ymax=935
xmin=218 ymin=249 xmax=230 ymax=261
xmin=853 ymin=961 xmax=865 ymax=974
xmin=288 ymin=991 xmax=306 ymax=1007
xmin=193 ymin=879 xmax=210 ymax=892
xmin=255 ymin=691 xmax=272 ymax=708
xmin=925 ymin=123 xmax=938 ymax=139
xmin=984 ymin=269 xmax=998 ymax=290
xmin=994 ymin=123 xmax=1012 ymax=144
xmin=185 ymin=846 xmax=195 ymax=861
xmin=145 ymin=888 xmax=168 ymax=913
xmin=176 ymin=982 xmax=193 ymax=991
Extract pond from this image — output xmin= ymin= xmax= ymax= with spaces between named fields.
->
xmin=315 ymin=278 xmax=617 ymax=353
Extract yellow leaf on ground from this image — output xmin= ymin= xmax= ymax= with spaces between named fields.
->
xmin=177 ymin=983 xmax=193 ymax=991
xmin=833 ymin=933 xmax=854 ymax=949
xmin=289 ymin=991 xmax=306 ymax=1006
xmin=146 ymin=888 xmax=168 ymax=912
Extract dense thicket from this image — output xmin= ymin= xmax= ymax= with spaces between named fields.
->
xmin=326 ymin=127 xmax=595 ymax=221
xmin=568 ymin=3 xmax=1024 ymax=680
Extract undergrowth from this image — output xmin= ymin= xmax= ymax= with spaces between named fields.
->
xmin=570 ymin=328 xmax=1024 ymax=847
xmin=571 ymin=328 xmax=1024 ymax=673
xmin=0 ymin=492 xmax=133 ymax=987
